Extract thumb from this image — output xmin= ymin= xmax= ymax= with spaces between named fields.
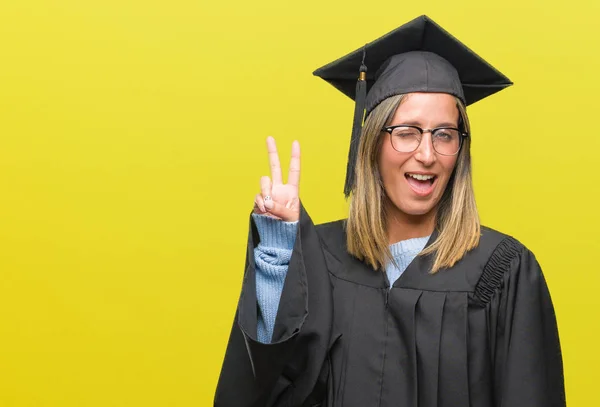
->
xmin=264 ymin=197 xmax=299 ymax=222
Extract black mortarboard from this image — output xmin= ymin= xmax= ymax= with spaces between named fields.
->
xmin=313 ymin=15 xmax=513 ymax=197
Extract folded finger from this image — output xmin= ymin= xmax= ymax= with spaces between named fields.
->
xmin=265 ymin=199 xmax=299 ymax=222
xmin=254 ymin=194 xmax=266 ymax=213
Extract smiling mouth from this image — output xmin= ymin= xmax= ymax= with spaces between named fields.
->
xmin=405 ymin=173 xmax=437 ymax=195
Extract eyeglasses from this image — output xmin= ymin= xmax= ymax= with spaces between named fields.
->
xmin=382 ymin=125 xmax=469 ymax=156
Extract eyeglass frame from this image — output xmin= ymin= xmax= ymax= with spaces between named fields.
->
xmin=381 ymin=124 xmax=470 ymax=156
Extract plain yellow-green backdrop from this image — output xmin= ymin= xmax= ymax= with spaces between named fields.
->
xmin=0 ymin=0 xmax=598 ymax=405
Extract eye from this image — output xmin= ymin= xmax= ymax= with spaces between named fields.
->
xmin=391 ymin=127 xmax=420 ymax=138
xmin=434 ymin=129 xmax=458 ymax=142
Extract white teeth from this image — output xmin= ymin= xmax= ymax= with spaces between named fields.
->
xmin=407 ymin=173 xmax=435 ymax=181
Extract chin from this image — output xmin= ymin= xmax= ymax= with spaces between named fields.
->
xmin=389 ymin=197 xmax=437 ymax=217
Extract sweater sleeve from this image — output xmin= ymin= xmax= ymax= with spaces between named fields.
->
xmin=252 ymin=213 xmax=298 ymax=343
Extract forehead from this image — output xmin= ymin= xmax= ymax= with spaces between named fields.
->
xmin=391 ymin=92 xmax=459 ymax=124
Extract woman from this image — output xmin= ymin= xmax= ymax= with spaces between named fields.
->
xmin=215 ymin=15 xmax=565 ymax=407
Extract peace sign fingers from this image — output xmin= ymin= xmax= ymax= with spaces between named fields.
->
xmin=253 ymin=137 xmax=300 ymax=222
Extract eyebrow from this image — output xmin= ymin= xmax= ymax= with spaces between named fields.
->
xmin=393 ymin=120 xmax=458 ymax=128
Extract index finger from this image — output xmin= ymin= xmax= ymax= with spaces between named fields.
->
xmin=287 ymin=140 xmax=301 ymax=188
xmin=266 ymin=136 xmax=283 ymax=185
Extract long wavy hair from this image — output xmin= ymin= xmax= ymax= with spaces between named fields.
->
xmin=346 ymin=94 xmax=480 ymax=273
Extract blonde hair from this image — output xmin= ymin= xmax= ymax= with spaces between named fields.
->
xmin=346 ymin=94 xmax=480 ymax=273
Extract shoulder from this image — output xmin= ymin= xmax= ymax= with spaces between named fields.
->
xmin=470 ymin=225 xmax=540 ymax=305
xmin=315 ymin=218 xmax=346 ymax=236
xmin=478 ymin=225 xmax=523 ymax=253
xmin=314 ymin=219 xmax=347 ymax=257
xmin=467 ymin=225 xmax=527 ymax=264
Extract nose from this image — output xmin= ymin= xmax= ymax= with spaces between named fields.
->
xmin=413 ymin=132 xmax=436 ymax=166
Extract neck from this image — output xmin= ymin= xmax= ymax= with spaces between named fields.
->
xmin=385 ymin=200 xmax=436 ymax=244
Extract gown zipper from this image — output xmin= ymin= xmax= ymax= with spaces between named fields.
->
xmin=383 ymin=269 xmax=391 ymax=307
xmin=378 ymin=269 xmax=392 ymax=406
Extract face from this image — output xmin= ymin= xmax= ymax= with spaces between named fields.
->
xmin=378 ymin=92 xmax=460 ymax=218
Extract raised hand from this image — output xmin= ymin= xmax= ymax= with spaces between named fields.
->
xmin=253 ymin=136 xmax=300 ymax=222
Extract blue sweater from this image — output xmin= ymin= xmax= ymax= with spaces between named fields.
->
xmin=252 ymin=213 xmax=430 ymax=343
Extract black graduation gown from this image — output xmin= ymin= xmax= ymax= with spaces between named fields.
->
xmin=214 ymin=206 xmax=566 ymax=407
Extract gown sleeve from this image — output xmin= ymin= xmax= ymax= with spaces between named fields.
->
xmin=214 ymin=204 xmax=333 ymax=407
xmin=484 ymin=238 xmax=566 ymax=407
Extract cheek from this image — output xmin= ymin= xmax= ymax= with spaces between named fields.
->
xmin=379 ymin=142 xmax=407 ymax=180
xmin=439 ymin=156 xmax=459 ymax=180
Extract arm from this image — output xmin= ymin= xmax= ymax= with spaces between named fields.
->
xmin=493 ymin=245 xmax=566 ymax=407
xmin=215 ymin=138 xmax=333 ymax=407
xmin=215 ymin=206 xmax=332 ymax=407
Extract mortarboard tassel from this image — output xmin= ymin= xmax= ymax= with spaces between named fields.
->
xmin=344 ymin=47 xmax=368 ymax=197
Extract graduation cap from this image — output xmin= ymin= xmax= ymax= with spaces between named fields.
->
xmin=313 ymin=15 xmax=513 ymax=197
